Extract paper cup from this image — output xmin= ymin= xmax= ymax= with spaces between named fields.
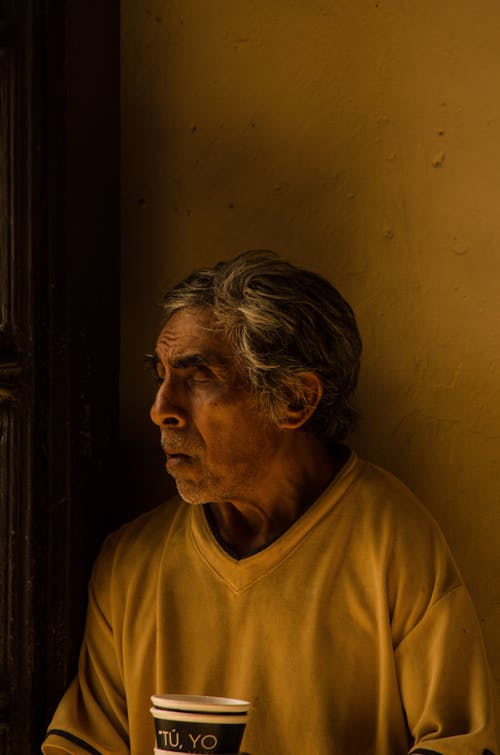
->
xmin=150 ymin=695 xmax=251 ymax=754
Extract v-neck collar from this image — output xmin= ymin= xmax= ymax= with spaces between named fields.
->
xmin=188 ymin=449 xmax=361 ymax=593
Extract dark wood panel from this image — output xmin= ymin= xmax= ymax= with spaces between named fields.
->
xmin=0 ymin=1 xmax=120 ymax=752
xmin=0 ymin=3 xmax=10 ymax=336
xmin=0 ymin=0 xmax=34 ymax=749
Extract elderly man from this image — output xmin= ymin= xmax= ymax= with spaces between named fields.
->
xmin=43 ymin=251 xmax=498 ymax=754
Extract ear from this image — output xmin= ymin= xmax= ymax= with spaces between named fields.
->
xmin=278 ymin=372 xmax=323 ymax=430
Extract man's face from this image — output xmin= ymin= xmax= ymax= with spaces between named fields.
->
xmin=150 ymin=307 xmax=283 ymax=505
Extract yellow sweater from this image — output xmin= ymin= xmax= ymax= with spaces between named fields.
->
xmin=43 ymin=451 xmax=498 ymax=755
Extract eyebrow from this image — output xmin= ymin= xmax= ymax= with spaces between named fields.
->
xmin=159 ymin=351 xmax=230 ymax=371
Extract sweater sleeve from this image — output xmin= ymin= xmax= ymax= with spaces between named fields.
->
xmin=42 ymin=532 xmax=129 ymax=755
xmin=395 ymin=584 xmax=499 ymax=755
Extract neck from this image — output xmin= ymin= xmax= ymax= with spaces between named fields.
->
xmin=208 ymin=440 xmax=349 ymax=557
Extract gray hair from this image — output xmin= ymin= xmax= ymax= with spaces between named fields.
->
xmin=161 ymin=250 xmax=362 ymax=444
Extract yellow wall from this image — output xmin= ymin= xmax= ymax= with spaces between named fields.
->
xmin=121 ymin=0 xmax=500 ymax=695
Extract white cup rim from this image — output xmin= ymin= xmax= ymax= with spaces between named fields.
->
xmin=151 ymin=694 xmax=251 ymax=714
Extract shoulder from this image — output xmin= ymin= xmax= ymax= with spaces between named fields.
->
xmin=90 ymin=496 xmax=188 ymax=593
xmin=343 ymin=453 xmax=465 ymax=640
xmin=344 ymin=453 xmax=450 ymax=547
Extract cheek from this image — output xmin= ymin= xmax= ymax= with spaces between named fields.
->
xmin=208 ymin=419 xmax=277 ymax=467
xmin=192 ymin=394 xmax=277 ymax=459
xmin=197 ymin=413 xmax=248 ymax=454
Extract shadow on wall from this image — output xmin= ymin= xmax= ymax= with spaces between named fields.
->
xmin=120 ymin=122 xmax=367 ymax=522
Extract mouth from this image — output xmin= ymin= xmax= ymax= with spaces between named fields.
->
xmin=165 ymin=452 xmax=191 ymax=470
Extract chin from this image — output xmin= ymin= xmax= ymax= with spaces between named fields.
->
xmin=174 ymin=480 xmax=211 ymax=505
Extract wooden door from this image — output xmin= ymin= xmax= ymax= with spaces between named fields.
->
xmin=0 ymin=2 xmax=120 ymax=751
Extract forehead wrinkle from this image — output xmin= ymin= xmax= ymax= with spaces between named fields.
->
xmin=154 ymin=334 xmax=234 ymax=373
xmin=154 ymin=307 xmax=236 ymax=375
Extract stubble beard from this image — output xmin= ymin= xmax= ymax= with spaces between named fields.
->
xmin=172 ymin=475 xmax=209 ymax=505
xmin=171 ymin=464 xmax=247 ymax=507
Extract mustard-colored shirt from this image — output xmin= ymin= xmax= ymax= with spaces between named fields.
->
xmin=43 ymin=451 xmax=498 ymax=754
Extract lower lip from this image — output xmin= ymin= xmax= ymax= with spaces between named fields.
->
xmin=166 ymin=454 xmax=190 ymax=470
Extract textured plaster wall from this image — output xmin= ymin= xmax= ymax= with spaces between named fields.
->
xmin=121 ymin=1 xmax=500 ymax=693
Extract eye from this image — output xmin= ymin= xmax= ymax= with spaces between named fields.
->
xmin=187 ymin=366 xmax=212 ymax=384
xmin=145 ymin=354 xmax=165 ymax=384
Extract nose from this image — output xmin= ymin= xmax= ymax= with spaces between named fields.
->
xmin=150 ymin=376 xmax=186 ymax=428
